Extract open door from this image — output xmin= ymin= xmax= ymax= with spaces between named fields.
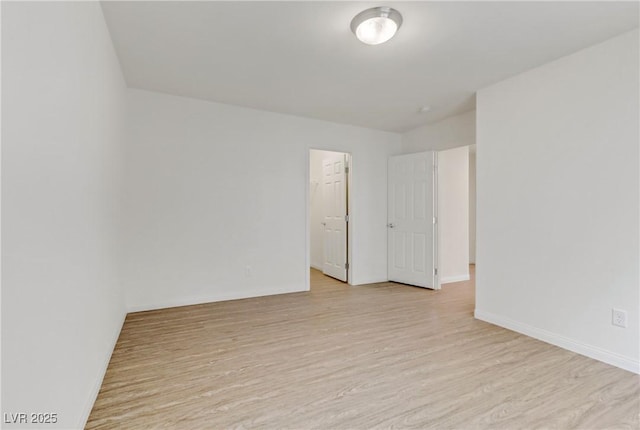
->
xmin=322 ymin=153 xmax=348 ymax=281
xmin=388 ymin=151 xmax=439 ymax=289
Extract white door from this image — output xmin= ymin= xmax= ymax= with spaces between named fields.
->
xmin=322 ymin=153 xmax=348 ymax=282
xmin=388 ymin=152 xmax=439 ymax=289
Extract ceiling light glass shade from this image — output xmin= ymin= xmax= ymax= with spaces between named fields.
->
xmin=351 ymin=7 xmax=403 ymax=45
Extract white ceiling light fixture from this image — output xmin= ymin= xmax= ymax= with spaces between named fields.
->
xmin=351 ymin=7 xmax=403 ymax=45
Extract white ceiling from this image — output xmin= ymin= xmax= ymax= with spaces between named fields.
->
xmin=101 ymin=1 xmax=639 ymax=132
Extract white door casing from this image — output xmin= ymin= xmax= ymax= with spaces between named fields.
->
xmin=388 ymin=151 xmax=439 ymax=289
xmin=322 ymin=153 xmax=348 ymax=282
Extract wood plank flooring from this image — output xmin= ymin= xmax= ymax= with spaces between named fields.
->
xmin=87 ymin=267 xmax=639 ymax=429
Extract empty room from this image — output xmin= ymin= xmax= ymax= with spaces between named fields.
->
xmin=2 ymin=1 xmax=638 ymax=429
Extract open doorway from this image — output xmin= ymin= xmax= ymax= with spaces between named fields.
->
xmin=437 ymin=145 xmax=474 ymax=285
xmin=467 ymin=145 xmax=477 ymax=287
xmin=386 ymin=146 xmax=474 ymax=290
xmin=309 ymin=149 xmax=351 ymax=288
xmin=469 ymin=145 xmax=476 ymax=269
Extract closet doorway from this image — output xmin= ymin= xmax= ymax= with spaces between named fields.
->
xmin=309 ymin=149 xmax=351 ymax=283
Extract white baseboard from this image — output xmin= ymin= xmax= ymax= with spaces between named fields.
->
xmin=310 ymin=263 xmax=323 ymax=271
xmin=441 ymin=274 xmax=470 ymax=284
xmin=475 ymin=309 xmax=639 ymax=374
xmin=78 ymin=308 xmax=127 ymax=428
xmin=127 ymin=285 xmax=308 ymax=313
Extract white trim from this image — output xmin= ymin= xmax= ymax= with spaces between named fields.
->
xmin=127 ymin=286 xmax=306 ymax=313
xmin=440 ymin=274 xmax=470 ymax=284
xmin=433 ymin=151 xmax=440 ymax=290
xmin=310 ymin=263 xmax=323 ymax=271
xmin=305 ymin=148 xmax=311 ymax=292
xmin=78 ymin=309 xmax=127 ymax=428
xmin=346 ymin=152 xmax=353 ymax=285
xmin=475 ymin=309 xmax=639 ymax=374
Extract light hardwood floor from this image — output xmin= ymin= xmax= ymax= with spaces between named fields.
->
xmin=87 ymin=267 xmax=639 ymax=429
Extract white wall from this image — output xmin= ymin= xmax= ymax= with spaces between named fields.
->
xmin=438 ymin=147 xmax=470 ymax=283
xmin=475 ymin=29 xmax=639 ymax=373
xmin=469 ymin=149 xmax=476 ymax=264
xmin=2 ymin=2 xmax=127 ymax=428
xmin=402 ymin=110 xmax=476 ymax=152
xmin=124 ymin=89 xmax=401 ymax=311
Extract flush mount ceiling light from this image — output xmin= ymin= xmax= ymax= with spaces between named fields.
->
xmin=351 ymin=7 xmax=403 ymax=45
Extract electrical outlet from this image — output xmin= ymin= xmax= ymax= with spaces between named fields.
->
xmin=612 ymin=308 xmax=627 ymax=328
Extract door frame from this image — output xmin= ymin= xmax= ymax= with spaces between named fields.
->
xmin=306 ymin=148 xmax=353 ymax=290
xmin=433 ymin=151 xmax=441 ymax=290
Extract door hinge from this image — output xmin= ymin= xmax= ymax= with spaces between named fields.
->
xmin=434 ymin=268 xmax=438 ymax=276
xmin=345 ymin=214 xmax=349 ymax=222
xmin=433 ymin=216 xmax=437 ymax=224
xmin=345 ymin=262 xmax=349 ymax=270
xmin=345 ymin=166 xmax=349 ymax=174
